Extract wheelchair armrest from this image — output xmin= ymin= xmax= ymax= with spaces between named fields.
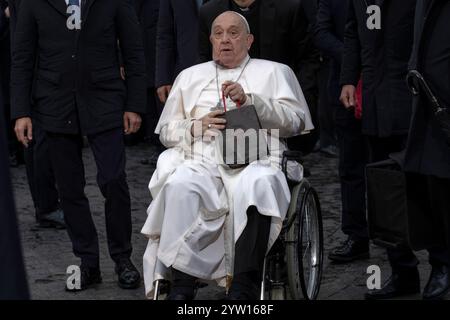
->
xmin=282 ymin=151 xmax=303 ymax=178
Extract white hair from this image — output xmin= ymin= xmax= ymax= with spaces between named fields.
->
xmin=211 ymin=11 xmax=251 ymax=34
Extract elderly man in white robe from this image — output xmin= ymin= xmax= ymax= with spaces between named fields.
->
xmin=141 ymin=11 xmax=314 ymax=300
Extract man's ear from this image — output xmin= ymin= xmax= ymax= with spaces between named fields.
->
xmin=210 ymin=34 xmax=214 ymax=46
xmin=247 ymin=34 xmax=254 ymax=50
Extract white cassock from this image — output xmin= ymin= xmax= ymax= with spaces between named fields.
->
xmin=141 ymin=56 xmax=314 ymax=298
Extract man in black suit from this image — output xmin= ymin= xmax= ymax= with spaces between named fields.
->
xmin=0 ymin=16 xmax=29 ymax=294
xmin=404 ymin=0 xmax=450 ymax=300
xmin=132 ymin=0 xmax=161 ymax=148
xmin=0 ymin=76 xmax=29 ymax=300
xmin=0 ymin=0 xmax=21 ymax=168
xmin=315 ymin=0 xmax=369 ymax=263
xmin=340 ymin=0 xmax=415 ymax=159
xmin=340 ymin=0 xmax=450 ymax=300
xmin=155 ymin=0 xmax=202 ymax=104
xmin=8 ymin=0 xmax=65 ymax=229
xmin=11 ymin=0 xmax=146 ymax=291
xmin=198 ymin=0 xmax=320 ymax=154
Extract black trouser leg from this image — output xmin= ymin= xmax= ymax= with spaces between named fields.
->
xmin=24 ymin=124 xmax=59 ymax=221
xmin=335 ymin=104 xmax=368 ymax=240
xmin=231 ymin=206 xmax=271 ymax=299
xmin=46 ymin=132 xmax=99 ymax=268
xmin=88 ymin=128 xmax=132 ymax=263
xmin=406 ymin=173 xmax=450 ymax=267
xmin=234 ymin=206 xmax=272 ymax=276
xmin=143 ymin=87 xmax=164 ymax=146
xmin=428 ymin=176 xmax=450 ymax=264
xmin=318 ymin=60 xmax=336 ymax=149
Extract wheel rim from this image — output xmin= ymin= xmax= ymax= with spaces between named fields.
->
xmin=275 ymin=183 xmax=323 ymax=300
xmin=300 ymin=190 xmax=321 ymax=299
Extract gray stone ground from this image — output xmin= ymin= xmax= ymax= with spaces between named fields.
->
xmin=10 ymin=143 xmax=438 ymax=300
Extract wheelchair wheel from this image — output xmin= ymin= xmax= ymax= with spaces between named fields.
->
xmin=286 ymin=179 xmax=323 ymax=300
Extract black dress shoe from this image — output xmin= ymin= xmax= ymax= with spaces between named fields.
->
xmin=166 ymin=292 xmax=195 ymax=300
xmin=227 ymin=272 xmax=259 ymax=300
xmin=37 ymin=209 xmax=66 ymax=229
xmin=320 ymin=145 xmax=339 ymax=158
xmin=328 ymin=236 xmax=370 ymax=263
xmin=166 ymin=293 xmax=189 ymax=300
xmin=115 ymin=258 xmax=141 ymax=289
xmin=365 ymin=270 xmax=420 ymax=300
xmin=166 ymin=268 xmax=197 ymax=300
xmin=423 ymin=265 xmax=450 ymax=300
xmin=9 ymin=154 xmax=20 ymax=168
xmin=65 ymin=266 xmax=102 ymax=292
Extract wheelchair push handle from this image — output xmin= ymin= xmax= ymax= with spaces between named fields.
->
xmin=282 ymin=151 xmax=303 ymax=178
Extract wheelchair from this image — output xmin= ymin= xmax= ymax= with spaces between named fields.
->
xmin=152 ymin=151 xmax=324 ymax=300
xmin=260 ymin=150 xmax=324 ymax=300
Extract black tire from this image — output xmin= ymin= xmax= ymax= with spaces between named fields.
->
xmin=286 ymin=179 xmax=323 ymax=300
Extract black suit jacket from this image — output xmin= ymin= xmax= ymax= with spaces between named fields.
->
xmin=340 ymin=0 xmax=416 ymax=137
xmin=11 ymin=0 xmax=146 ymax=135
xmin=314 ymin=0 xmax=348 ymax=103
xmin=404 ymin=0 xmax=450 ymax=179
xmin=0 ymin=2 xmax=7 ymax=37
xmin=133 ymin=0 xmax=159 ymax=88
xmin=0 ymin=1 xmax=10 ymax=104
xmin=155 ymin=0 xmax=199 ymax=88
xmin=198 ymin=0 xmax=319 ymax=94
xmin=8 ymin=0 xmax=20 ymax=45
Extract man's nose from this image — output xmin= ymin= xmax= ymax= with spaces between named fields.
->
xmin=219 ymin=33 xmax=232 ymax=42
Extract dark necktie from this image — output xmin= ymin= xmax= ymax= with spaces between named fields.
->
xmin=68 ymin=0 xmax=79 ymax=6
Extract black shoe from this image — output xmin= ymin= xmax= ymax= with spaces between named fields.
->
xmin=313 ymin=140 xmax=321 ymax=153
xmin=365 ymin=269 xmax=420 ymax=300
xmin=166 ymin=293 xmax=193 ymax=300
xmin=9 ymin=154 xmax=19 ymax=168
xmin=320 ymin=145 xmax=339 ymax=158
xmin=227 ymin=272 xmax=259 ymax=300
xmin=115 ymin=258 xmax=141 ymax=289
xmin=423 ymin=265 xmax=450 ymax=300
xmin=65 ymin=266 xmax=102 ymax=292
xmin=166 ymin=269 xmax=197 ymax=300
xmin=37 ymin=209 xmax=66 ymax=229
xmin=328 ymin=236 xmax=370 ymax=263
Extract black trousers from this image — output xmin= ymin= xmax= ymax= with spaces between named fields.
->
xmin=143 ymin=87 xmax=163 ymax=144
xmin=24 ymin=124 xmax=59 ymax=220
xmin=335 ymin=105 xmax=368 ymax=240
xmin=406 ymin=173 xmax=450 ymax=267
xmin=0 ymin=84 xmax=30 ymax=300
xmin=234 ymin=206 xmax=271 ymax=277
xmin=318 ymin=60 xmax=336 ymax=149
xmin=367 ymin=135 xmax=449 ymax=271
xmin=46 ymin=128 xmax=132 ymax=268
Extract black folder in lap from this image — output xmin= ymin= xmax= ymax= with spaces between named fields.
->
xmin=218 ymin=105 xmax=269 ymax=169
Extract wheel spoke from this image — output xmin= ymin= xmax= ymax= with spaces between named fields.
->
xmin=303 ymin=242 xmax=311 ymax=259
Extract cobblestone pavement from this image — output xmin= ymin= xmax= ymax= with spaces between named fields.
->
xmin=11 ymin=143 xmax=436 ymax=300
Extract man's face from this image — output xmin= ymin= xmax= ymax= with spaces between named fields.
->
xmin=210 ymin=12 xmax=254 ymax=69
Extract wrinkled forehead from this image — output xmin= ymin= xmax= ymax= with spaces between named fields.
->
xmin=211 ymin=12 xmax=249 ymax=33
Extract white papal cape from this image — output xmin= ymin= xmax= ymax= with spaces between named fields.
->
xmin=141 ymin=57 xmax=314 ymax=298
